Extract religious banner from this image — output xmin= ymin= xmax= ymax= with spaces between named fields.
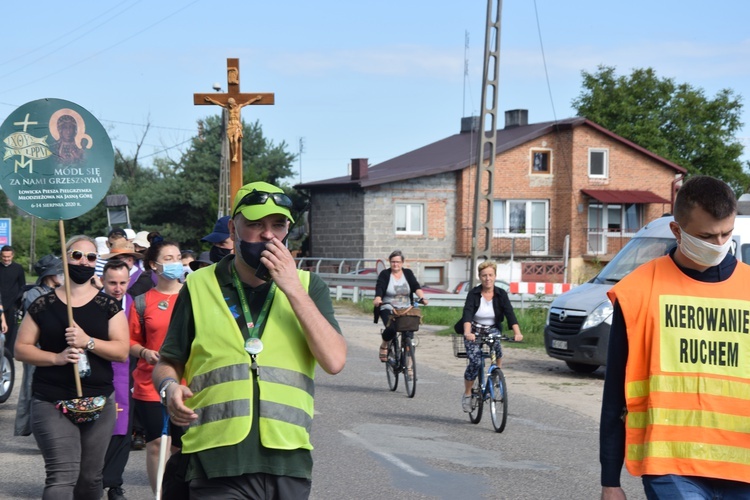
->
xmin=0 ymin=98 xmax=114 ymax=220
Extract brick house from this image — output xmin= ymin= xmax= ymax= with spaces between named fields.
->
xmin=297 ymin=110 xmax=686 ymax=289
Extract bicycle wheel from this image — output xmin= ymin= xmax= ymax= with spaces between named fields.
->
xmin=489 ymin=368 xmax=508 ymax=433
xmin=403 ymin=337 xmax=416 ymax=398
xmin=385 ymin=340 xmax=399 ymax=391
xmin=468 ymin=376 xmax=483 ymax=424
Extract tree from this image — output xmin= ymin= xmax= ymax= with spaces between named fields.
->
xmin=134 ymin=115 xmax=297 ymax=251
xmin=572 ymin=65 xmax=748 ymax=192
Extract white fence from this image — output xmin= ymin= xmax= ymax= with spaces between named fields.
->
xmin=319 ymin=272 xmax=552 ymax=310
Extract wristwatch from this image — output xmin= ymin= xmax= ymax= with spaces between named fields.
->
xmin=85 ymin=338 xmax=95 ymax=351
xmin=160 ymin=379 xmax=178 ymax=406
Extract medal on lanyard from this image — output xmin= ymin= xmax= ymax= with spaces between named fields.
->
xmin=232 ymin=262 xmax=275 ymax=368
xmin=244 ymin=337 xmax=263 ymax=355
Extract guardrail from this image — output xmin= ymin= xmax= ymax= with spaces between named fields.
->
xmin=319 ymin=272 xmax=552 ymax=310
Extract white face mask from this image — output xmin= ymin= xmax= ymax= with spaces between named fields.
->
xmin=678 ymin=226 xmax=732 ymax=267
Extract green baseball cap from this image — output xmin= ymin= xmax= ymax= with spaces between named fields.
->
xmin=232 ymin=181 xmax=295 ymax=223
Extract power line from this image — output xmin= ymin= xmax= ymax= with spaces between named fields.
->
xmin=0 ymin=0 xmax=201 ymax=95
xmin=533 ymin=0 xmax=557 ymax=122
xmin=100 ymin=119 xmax=195 ymax=133
xmin=0 ymin=0 xmax=137 ymax=68
xmin=0 ymin=1 xmax=141 ymax=79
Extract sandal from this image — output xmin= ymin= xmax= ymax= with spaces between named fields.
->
xmin=379 ymin=345 xmax=388 ymax=362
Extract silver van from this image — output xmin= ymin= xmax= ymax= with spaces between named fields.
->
xmin=544 ymin=214 xmax=750 ymax=373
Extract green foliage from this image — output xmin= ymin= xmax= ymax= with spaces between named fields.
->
xmin=572 ymin=65 xmax=749 ymax=193
xmin=5 ymin=116 xmax=298 ymax=262
xmin=349 ymin=299 xmax=548 ymax=349
xmin=133 ymin=115 xmax=298 ymax=251
xmin=6 ymin=215 xmax=62 ymax=274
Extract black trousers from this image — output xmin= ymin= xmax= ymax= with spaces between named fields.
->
xmin=102 ymin=434 xmax=131 ymax=489
xmin=5 ymin=306 xmax=17 ymax=356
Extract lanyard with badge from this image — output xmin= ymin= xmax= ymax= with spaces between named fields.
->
xmin=231 ymin=263 xmax=276 ymax=372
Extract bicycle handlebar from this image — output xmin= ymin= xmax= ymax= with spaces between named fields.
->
xmin=472 ymin=332 xmax=523 ymax=344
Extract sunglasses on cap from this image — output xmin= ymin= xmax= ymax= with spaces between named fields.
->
xmin=68 ymin=250 xmax=98 ymax=263
xmin=233 ymin=190 xmax=293 ymax=217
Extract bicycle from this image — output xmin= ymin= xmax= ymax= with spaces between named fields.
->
xmin=453 ymin=330 xmax=508 ymax=432
xmin=384 ymin=300 xmax=423 ymax=398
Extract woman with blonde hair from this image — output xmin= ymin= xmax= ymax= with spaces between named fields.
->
xmin=458 ymin=261 xmax=522 ymax=412
xmin=15 ymin=235 xmax=129 ymax=499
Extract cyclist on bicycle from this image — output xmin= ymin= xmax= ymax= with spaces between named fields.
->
xmin=373 ymin=250 xmax=428 ymax=362
xmin=459 ymin=261 xmax=522 ymax=412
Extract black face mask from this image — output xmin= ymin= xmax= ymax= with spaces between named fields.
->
xmin=68 ymin=264 xmax=96 ymax=285
xmin=238 ymin=240 xmax=266 ymax=270
xmin=209 ymin=246 xmax=232 ymax=263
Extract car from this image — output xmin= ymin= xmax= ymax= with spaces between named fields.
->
xmin=453 ymin=279 xmax=510 ymax=294
xmin=544 ymin=214 xmax=750 ymax=373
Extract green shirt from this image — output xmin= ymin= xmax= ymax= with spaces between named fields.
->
xmin=160 ymin=255 xmax=341 ymax=481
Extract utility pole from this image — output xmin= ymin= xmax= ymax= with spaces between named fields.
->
xmin=469 ymin=0 xmax=503 ymax=288
xmin=29 ymin=216 xmax=36 ymax=273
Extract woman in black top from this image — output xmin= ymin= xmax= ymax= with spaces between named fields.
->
xmin=15 ymin=235 xmax=129 ymax=499
xmin=458 ymin=261 xmax=522 ymax=413
xmin=372 ymin=250 xmax=428 ymax=362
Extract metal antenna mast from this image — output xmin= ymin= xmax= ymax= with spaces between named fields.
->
xmin=469 ymin=0 xmax=503 ymax=287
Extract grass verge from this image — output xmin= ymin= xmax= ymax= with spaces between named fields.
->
xmin=337 ymin=299 xmax=548 ymax=349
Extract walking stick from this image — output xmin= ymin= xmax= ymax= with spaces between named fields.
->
xmin=155 ymin=407 xmax=170 ymax=499
xmin=58 ymin=220 xmax=82 ymax=397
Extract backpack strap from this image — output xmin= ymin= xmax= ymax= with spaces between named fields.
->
xmin=134 ymin=293 xmax=146 ymax=333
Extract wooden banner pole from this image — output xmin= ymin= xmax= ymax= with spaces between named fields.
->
xmin=58 ymin=220 xmax=82 ymax=397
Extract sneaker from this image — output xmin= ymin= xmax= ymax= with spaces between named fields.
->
xmin=107 ymin=487 xmax=127 ymax=500
xmin=462 ymin=395 xmax=472 ymax=413
xmin=131 ymin=432 xmax=145 ymax=451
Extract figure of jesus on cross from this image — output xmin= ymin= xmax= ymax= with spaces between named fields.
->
xmin=203 ymin=95 xmax=262 ymax=161
xmin=194 ymin=58 xmax=274 ymax=198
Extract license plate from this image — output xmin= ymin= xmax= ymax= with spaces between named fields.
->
xmin=552 ymin=339 xmax=568 ymax=350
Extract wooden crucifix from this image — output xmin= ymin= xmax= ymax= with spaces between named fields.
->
xmin=194 ymin=58 xmax=274 ymax=199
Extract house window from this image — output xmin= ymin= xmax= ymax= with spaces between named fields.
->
xmin=531 ymin=150 xmax=550 ymax=174
xmin=395 ymin=203 xmax=424 ymax=235
xmin=589 ymin=149 xmax=608 ymax=178
xmin=492 ymin=199 xmax=549 ymax=254
xmin=587 ymin=203 xmax=643 ymax=254
xmin=422 ymin=266 xmax=444 ymax=286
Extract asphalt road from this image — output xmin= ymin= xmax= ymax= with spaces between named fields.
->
xmin=0 ymin=308 xmax=646 ymax=499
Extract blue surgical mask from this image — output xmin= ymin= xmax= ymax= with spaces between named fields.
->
xmin=158 ymin=262 xmax=184 ymax=281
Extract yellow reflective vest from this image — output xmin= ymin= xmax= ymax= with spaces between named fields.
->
xmin=607 ymin=255 xmax=750 ymax=481
xmin=181 ymin=266 xmax=315 ymax=453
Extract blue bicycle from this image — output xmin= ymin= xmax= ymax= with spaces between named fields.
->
xmin=454 ymin=331 xmax=508 ymax=432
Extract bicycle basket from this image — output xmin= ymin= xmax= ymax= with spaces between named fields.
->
xmin=452 ymin=334 xmax=491 ymax=358
xmin=389 ymin=307 xmax=422 ymax=332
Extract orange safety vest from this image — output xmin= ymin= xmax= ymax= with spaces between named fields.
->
xmin=607 ymin=255 xmax=750 ymax=482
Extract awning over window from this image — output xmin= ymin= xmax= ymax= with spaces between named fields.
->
xmin=581 ymin=189 xmax=670 ymax=204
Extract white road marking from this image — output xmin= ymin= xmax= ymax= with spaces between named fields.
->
xmin=340 ymin=430 xmax=428 ymax=477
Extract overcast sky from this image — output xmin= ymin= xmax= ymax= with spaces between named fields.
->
xmin=2 ymin=0 xmax=748 ymax=184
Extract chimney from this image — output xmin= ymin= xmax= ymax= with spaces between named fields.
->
xmin=351 ymin=158 xmax=368 ymax=180
xmin=504 ymin=109 xmax=528 ymax=129
xmin=460 ymin=116 xmax=480 ymax=134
